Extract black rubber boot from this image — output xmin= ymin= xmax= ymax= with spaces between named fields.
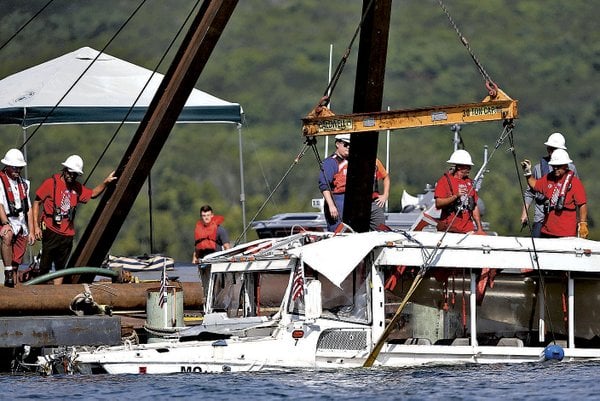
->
xmin=4 ymin=270 xmax=14 ymax=288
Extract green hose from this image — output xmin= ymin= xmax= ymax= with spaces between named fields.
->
xmin=24 ymin=267 xmax=119 ymax=286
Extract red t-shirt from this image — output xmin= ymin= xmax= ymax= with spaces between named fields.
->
xmin=35 ymin=173 xmax=93 ymax=236
xmin=434 ymin=172 xmax=479 ymax=233
xmin=534 ymin=173 xmax=586 ymax=237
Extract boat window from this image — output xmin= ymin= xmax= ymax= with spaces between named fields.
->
xmin=210 ymin=271 xmax=289 ymax=318
xmin=288 ymin=261 xmax=371 ymax=324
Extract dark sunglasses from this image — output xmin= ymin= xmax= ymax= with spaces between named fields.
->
xmin=340 ymin=141 xmax=350 ymax=148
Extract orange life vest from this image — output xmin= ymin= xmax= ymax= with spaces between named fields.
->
xmin=332 ymin=156 xmax=348 ymax=194
xmin=194 ymin=215 xmax=225 ymax=253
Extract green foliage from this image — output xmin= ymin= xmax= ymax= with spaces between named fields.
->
xmin=1 ymin=0 xmax=598 ymax=260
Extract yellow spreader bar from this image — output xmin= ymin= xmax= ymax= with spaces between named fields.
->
xmin=302 ymin=89 xmax=517 ymax=137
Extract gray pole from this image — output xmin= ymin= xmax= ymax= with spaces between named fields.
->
xmin=237 ymin=123 xmax=246 ymax=242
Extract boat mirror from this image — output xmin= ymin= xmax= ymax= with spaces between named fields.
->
xmin=304 ymin=279 xmax=322 ymax=319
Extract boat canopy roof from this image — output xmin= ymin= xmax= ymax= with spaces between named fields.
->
xmin=289 ymin=231 xmax=600 ymax=288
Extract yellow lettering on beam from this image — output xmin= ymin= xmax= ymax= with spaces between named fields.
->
xmin=302 ymin=89 xmax=518 ymax=137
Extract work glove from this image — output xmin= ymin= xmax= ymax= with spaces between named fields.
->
xmin=521 ymin=159 xmax=532 ymax=177
xmin=578 ymin=222 xmax=589 ymax=239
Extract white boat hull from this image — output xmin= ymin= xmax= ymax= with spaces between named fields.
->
xmin=37 ymin=232 xmax=600 ymax=375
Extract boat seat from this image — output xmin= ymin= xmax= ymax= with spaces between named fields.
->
xmin=496 ymin=338 xmax=524 ymax=347
xmin=404 ymin=337 xmax=431 ymax=345
xmin=450 ymin=338 xmax=470 ymax=346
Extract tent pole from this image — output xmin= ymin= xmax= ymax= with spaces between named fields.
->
xmin=148 ymin=172 xmax=154 ymax=254
xmin=237 ymin=123 xmax=246 ymax=242
xmin=22 ymin=124 xmax=33 ymax=263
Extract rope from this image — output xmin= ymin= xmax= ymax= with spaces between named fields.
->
xmin=0 ymin=0 xmax=55 ymax=53
xmin=437 ymin=0 xmax=498 ymax=93
xmin=234 ymin=139 xmax=315 ymax=245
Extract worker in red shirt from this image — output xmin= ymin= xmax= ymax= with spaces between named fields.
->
xmin=434 ymin=149 xmax=485 ymax=234
xmin=32 ymin=155 xmax=116 ymax=284
xmin=522 ymin=149 xmax=588 ymax=238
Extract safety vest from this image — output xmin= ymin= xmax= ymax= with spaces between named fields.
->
xmin=444 ymin=172 xmax=475 ymax=213
xmin=548 ymin=170 xmax=575 ymax=211
xmin=331 ymin=155 xmax=348 ymax=194
xmin=48 ymin=174 xmax=81 ymax=224
xmin=194 ymin=215 xmax=225 ymax=253
xmin=0 ymin=170 xmax=28 ymax=219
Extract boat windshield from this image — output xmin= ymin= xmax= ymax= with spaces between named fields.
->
xmin=210 ymin=270 xmax=289 ymax=318
xmin=288 ymin=260 xmax=371 ymax=324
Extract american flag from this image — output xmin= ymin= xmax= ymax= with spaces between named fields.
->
xmin=291 ymin=263 xmax=304 ymax=301
xmin=158 ymin=269 xmax=168 ymax=308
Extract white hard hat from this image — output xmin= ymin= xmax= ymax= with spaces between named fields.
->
xmin=335 ymin=134 xmax=351 ymax=142
xmin=1 ymin=148 xmax=27 ymax=167
xmin=544 ymin=132 xmax=567 ymax=150
xmin=446 ymin=149 xmax=474 ymax=166
xmin=61 ymin=155 xmax=84 ymax=175
xmin=548 ymin=148 xmax=573 ymax=165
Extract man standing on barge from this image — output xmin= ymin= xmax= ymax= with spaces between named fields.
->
xmin=32 ymin=155 xmax=117 ymax=284
xmin=0 ymin=149 xmax=35 ymax=287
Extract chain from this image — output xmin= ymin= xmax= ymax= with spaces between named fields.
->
xmin=437 ymin=0 xmax=496 ymax=89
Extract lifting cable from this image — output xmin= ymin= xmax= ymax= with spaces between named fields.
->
xmin=0 ymin=0 xmax=55 ymax=53
xmin=20 ymin=0 xmax=150 ymax=151
xmin=365 ymin=119 xmax=518 ymax=366
xmin=306 ymin=0 xmax=376 ymax=214
xmin=15 ymin=0 xmax=202 ymax=188
xmin=81 ymin=0 xmax=203 ymax=185
xmin=314 ymin=0 xmax=376 ymax=110
xmin=508 ymin=126 xmax=559 ymax=344
xmin=437 ymin=0 xmax=499 ymax=96
xmin=234 ymin=138 xmax=316 ymax=246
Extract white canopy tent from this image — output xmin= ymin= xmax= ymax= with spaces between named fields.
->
xmin=0 ymin=46 xmax=243 ymax=126
xmin=0 ymin=46 xmax=247 ymax=247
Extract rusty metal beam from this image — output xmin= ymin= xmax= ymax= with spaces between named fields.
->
xmin=68 ymin=1 xmax=238 ymax=276
xmin=0 ymin=282 xmax=202 ymax=314
xmin=0 ymin=316 xmax=121 ymax=347
xmin=343 ymin=0 xmax=392 ymax=233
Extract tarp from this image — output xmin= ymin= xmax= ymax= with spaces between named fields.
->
xmin=0 ymin=47 xmax=243 ymax=127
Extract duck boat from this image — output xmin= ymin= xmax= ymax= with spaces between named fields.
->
xmin=37 ymin=230 xmax=600 ymax=374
